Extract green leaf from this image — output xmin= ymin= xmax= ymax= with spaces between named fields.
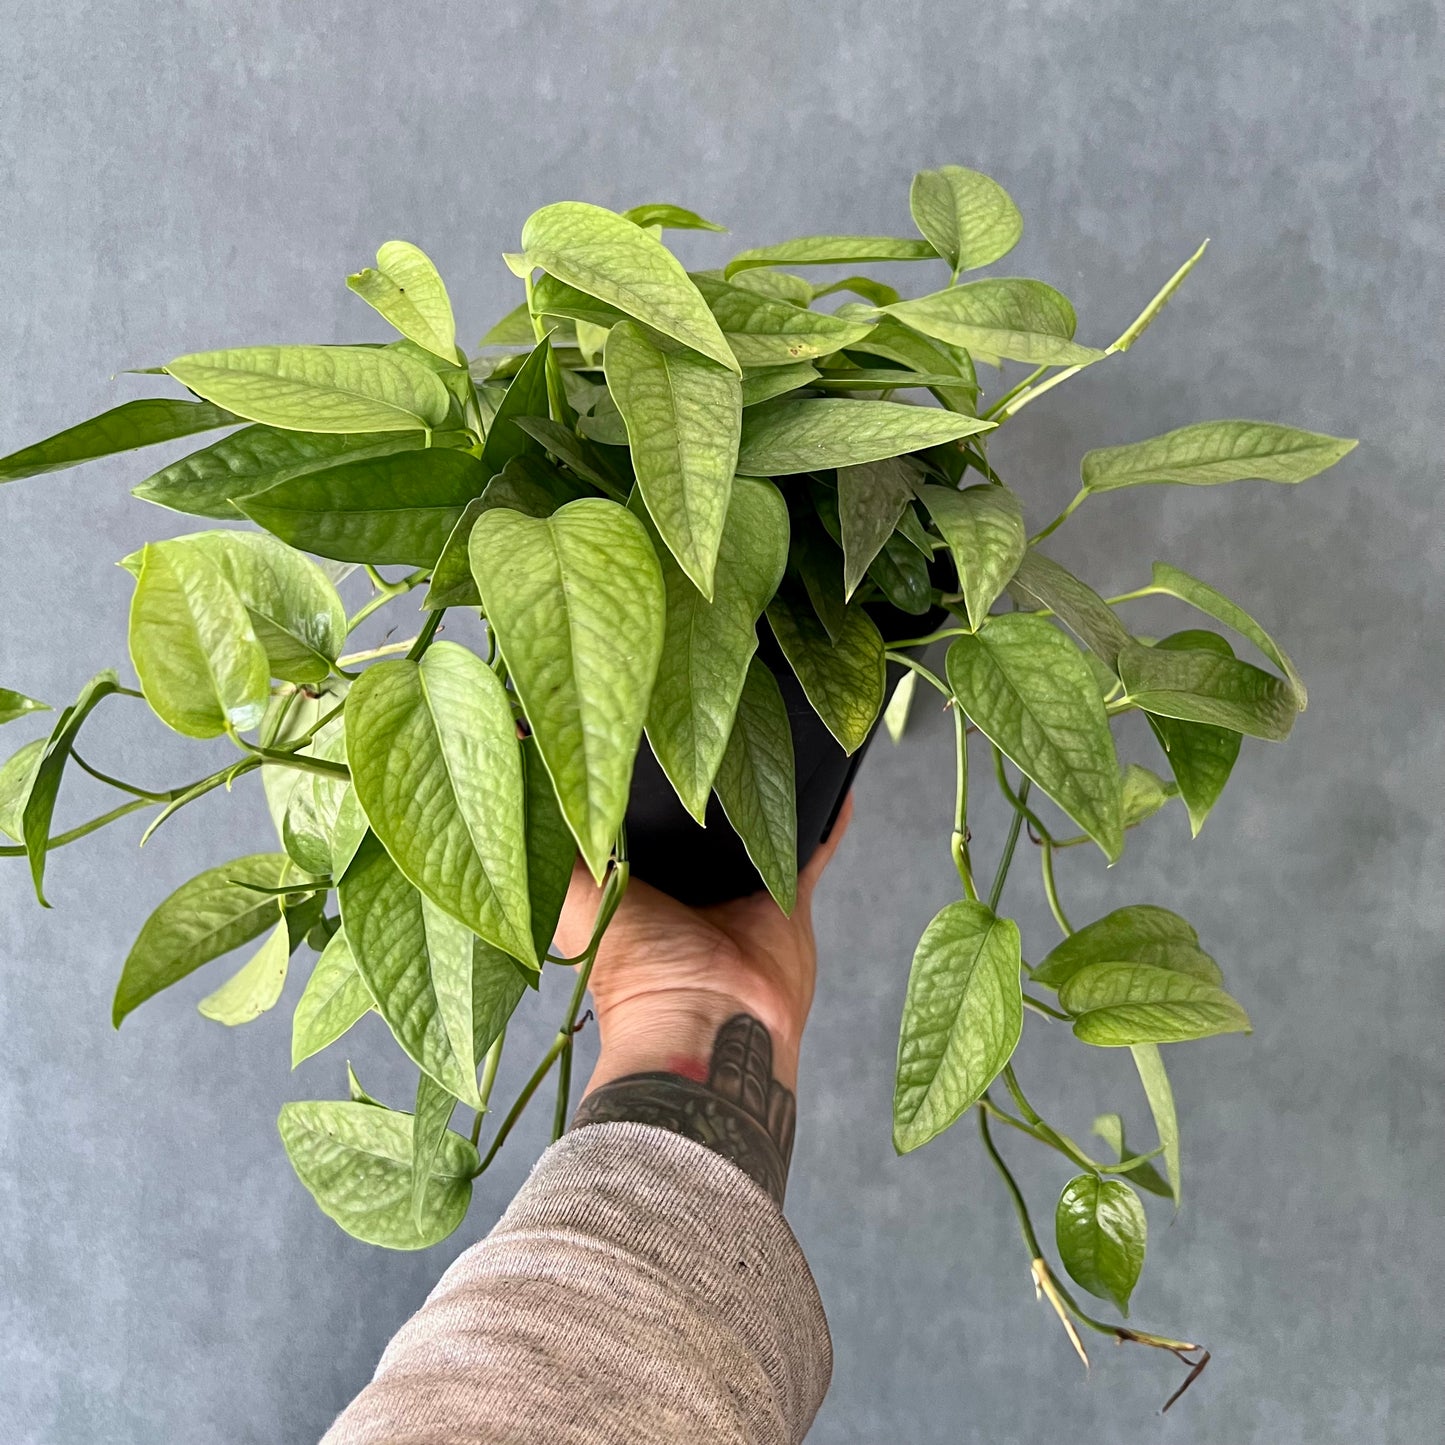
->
xmin=165 ymin=345 xmax=451 ymax=433
xmin=346 ymin=642 xmax=534 ymax=967
xmin=916 ymin=484 xmax=1025 ymax=630
xmin=1081 ymin=420 xmax=1357 ymax=492
xmin=511 ymin=414 xmax=631 ymax=494
xmin=113 ymin=853 xmax=293 ymax=1024
xmin=879 ymin=280 xmax=1103 ymax=366
xmin=690 ymin=272 xmax=874 ymax=366
xmin=519 ymin=737 xmax=576 ymax=959
xmin=0 ymin=738 xmax=45 ymax=842
xmin=810 ymin=275 xmax=900 ymax=308
xmin=893 ymin=900 xmax=1022 ymax=1153
xmin=0 ymin=689 xmax=48 ymax=726
xmin=866 ymin=531 xmax=932 ymax=615
xmin=521 ymin=202 xmax=738 ymax=373
xmin=1120 ymin=640 xmax=1296 ymax=741
xmin=621 ymin=203 xmax=726 ymax=233
xmin=530 ymin=273 xmax=628 ymax=331
xmin=837 ymin=459 xmax=918 ymax=599
xmin=346 ymin=1063 xmax=384 ymax=1106
xmin=128 ymin=539 xmax=270 ymax=738
xmin=239 ymin=448 xmax=487 ymax=567
xmin=336 ymin=833 xmax=483 ymax=1105
xmin=740 ymin=363 xmax=820 ymax=408
xmin=1144 ymin=631 xmax=1244 ymax=835
xmin=726 ymin=236 xmax=938 ymax=277
xmin=883 ymin=670 xmax=917 ymax=744
xmin=808 ymin=369 xmax=969 ymax=392
xmin=645 ymin=476 xmax=788 ymax=821
xmin=767 ymin=592 xmax=885 ymax=755
xmin=292 ymin=927 xmax=373 ymax=1066
xmin=604 ymin=320 xmax=742 ymax=597
xmin=1131 ymin=1042 xmax=1182 ymax=1205
xmin=737 ymin=399 xmax=991 ymax=475
xmin=347 ymin=241 xmax=458 ymax=363
xmin=713 ymin=658 xmax=798 ymax=913
xmin=197 ymin=917 xmax=295 ymax=1025
xmin=410 ymin=1071 xmax=460 ymax=1229
xmin=846 ymin=316 xmax=978 ymax=414
xmin=1145 ymin=561 xmax=1306 ymax=708
xmin=0 ymin=399 xmax=239 ymax=483
xmin=471 ymin=498 xmax=665 ymax=882
xmin=1060 ymin=962 xmax=1251 ymax=1045
xmin=1055 ymin=1175 xmax=1147 ymax=1314
xmin=133 ymin=425 xmax=467 ymax=521
xmin=1121 ymin=763 xmax=1178 ymax=829
xmin=480 ymin=338 xmax=554 ymax=477
xmin=1031 ymin=904 xmax=1215 ymax=991
xmin=726 ymin=269 xmax=814 ymax=304
xmin=909 ymin=165 xmax=1023 ymax=274
xmin=792 ymin=518 xmax=849 ymax=642
xmin=1007 ymin=550 xmax=1133 ymax=674
xmin=1091 ymin=1113 xmax=1173 ymax=1200
xmin=278 ymin=1100 xmax=476 ymax=1249
xmin=946 ymin=615 xmax=1123 ymax=860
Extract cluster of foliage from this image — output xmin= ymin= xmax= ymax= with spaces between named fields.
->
xmin=0 ymin=165 xmax=1352 ymax=1392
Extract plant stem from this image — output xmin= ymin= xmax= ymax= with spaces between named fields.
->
xmin=0 ymin=798 xmax=152 ymax=856
xmin=68 ymin=751 xmax=170 ymax=801
xmin=346 ymin=568 xmax=428 ymax=634
xmin=887 ymin=625 xmax=970 ymax=650
xmin=883 ymin=652 xmax=951 ymax=698
xmin=336 ymin=637 xmax=418 ymax=667
xmin=470 ymin=1030 xmax=509 ymax=1146
xmin=1022 ymin=992 xmax=1070 ymax=1021
xmin=407 ymin=609 xmax=444 ymax=661
xmin=243 ymin=746 xmax=350 ymax=781
xmin=1028 ymin=487 xmax=1088 ymax=545
xmin=987 ymin=775 xmax=1029 ymax=911
xmin=951 ymin=705 xmax=979 ymax=901
xmin=982 ymin=363 xmax=1050 ymax=419
xmin=474 ymin=1037 xmax=567 ymax=1174
xmin=1040 ymin=837 xmax=1073 ymax=936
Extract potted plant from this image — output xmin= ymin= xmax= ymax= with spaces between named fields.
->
xmin=0 ymin=164 xmax=1352 ymax=1402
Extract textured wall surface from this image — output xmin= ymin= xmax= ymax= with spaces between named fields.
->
xmin=0 ymin=3 xmax=1439 ymax=1442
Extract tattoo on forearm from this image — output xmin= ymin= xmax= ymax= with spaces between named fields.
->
xmin=571 ymin=1014 xmax=796 ymax=1205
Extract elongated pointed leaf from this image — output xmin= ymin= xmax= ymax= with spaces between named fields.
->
xmin=645 ymin=477 xmax=788 ymax=820
xmin=729 ymin=269 xmax=814 ymax=304
xmin=511 ymin=415 xmax=631 ymax=494
xmin=738 ymin=399 xmax=991 ymax=475
xmin=767 ymin=593 xmax=885 ymax=755
xmin=165 ymin=345 xmax=451 ymax=433
xmin=0 ymin=399 xmax=238 ymax=483
xmin=837 ymin=459 xmax=917 ymax=599
xmin=604 ymin=320 xmax=741 ymax=596
xmin=621 ymin=203 xmax=726 ymax=233
xmin=1120 ymin=640 xmax=1295 ymax=741
xmin=113 ymin=853 xmax=293 ymax=1024
xmin=480 ymin=337 xmax=553 ymax=477
xmin=846 ymin=316 xmax=978 ymax=414
xmin=880 ymin=280 xmax=1102 ymax=366
xmin=240 ymin=448 xmax=486 ymax=567
xmin=917 ymin=484 xmax=1025 ymax=630
xmin=713 ymin=658 xmax=797 ymax=913
xmin=530 ymin=274 xmax=627 ymax=330
xmin=1131 ymin=1042 xmax=1182 ymax=1204
xmin=1091 ymin=1112 xmax=1173 ymax=1200
xmin=346 ymin=643 xmax=533 ymax=966
xmin=893 ymin=900 xmax=1022 ymax=1152
xmin=0 ymin=738 xmax=45 ymax=842
xmin=1007 ymin=550 xmax=1133 ymax=673
xmin=690 ymin=273 xmax=874 ymax=366
xmin=740 ymin=363 xmax=820 ymax=408
xmin=278 ymin=1100 xmax=476 ymax=1249
xmin=909 ymin=166 xmax=1023 ymax=274
xmin=197 ymin=918 xmax=293 ymax=1025
xmin=337 ymin=833 xmax=482 ymax=1105
xmin=1032 ymin=904 xmax=1211 ymax=991
xmin=128 ymin=540 xmax=270 ymax=738
xmin=0 ymin=689 xmax=47 ymax=726
xmin=1082 ymin=420 xmax=1357 ymax=492
xmin=947 ymin=615 xmax=1123 ymax=860
xmin=1060 ymin=962 xmax=1251 ymax=1045
xmin=1121 ymin=763 xmax=1179 ymax=828
xmin=410 ymin=1071 xmax=459 ymax=1228
xmin=1056 ymin=1175 xmax=1147 ymax=1314
xmin=292 ymin=928 xmax=373 ymax=1066
xmin=726 ymin=236 xmax=938 ymax=277
xmin=348 ymin=241 xmax=458 ymax=363
xmin=470 ymin=499 xmax=665 ymax=881
xmin=521 ymin=203 xmax=738 ymax=373
xmin=883 ymin=670 xmax=918 ymax=744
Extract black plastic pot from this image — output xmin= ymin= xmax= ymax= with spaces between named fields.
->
xmin=624 ymin=602 xmax=943 ymax=907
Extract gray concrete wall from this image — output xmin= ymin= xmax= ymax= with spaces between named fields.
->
xmin=1 ymin=3 xmax=1438 ymax=1441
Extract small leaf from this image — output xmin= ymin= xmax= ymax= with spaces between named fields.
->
xmin=1007 ymin=550 xmax=1133 ymax=673
xmin=0 ymin=689 xmax=48 ymax=725
xmin=292 ymin=927 xmax=373 ymax=1066
xmin=740 ymin=362 xmax=820 ymax=408
xmin=1060 ymin=962 xmax=1251 ymax=1045
xmin=909 ymin=165 xmax=1023 ymax=274
xmin=879 ymin=280 xmax=1102 ymax=366
xmin=1081 ymin=420 xmax=1357 ymax=492
xmin=713 ymin=658 xmax=797 ymax=913
xmin=808 ymin=369 xmax=968 ymax=392
xmin=917 ymin=484 xmax=1025 ymax=630
xmin=946 ymin=615 xmax=1123 ymax=860
xmin=621 ymin=202 xmax=727 ymax=232
xmin=278 ymin=1100 xmax=476 ymax=1249
xmin=690 ymin=272 xmax=874 ymax=366
xmin=521 ymin=202 xmax=738 ymax=373
xmin=165 ymin=345 xmax=451 ymax=433
xmin=240 ymin=448 xmax=487 ymax=567
xmin=893 ymin=900 xmax=1022 ymax=1153
xmin=738 ymin=399 xmax=991 ymax=475
xmin=837 ymin=458 xmax=917 ymax=599
xmin=725 ymin=236 xmax=938 ymax=277
xmin=810 ymin=275 xmax=900 ymax=308
xmin=347 ymin=241 xmax=458 ymax=363
xmin=346 ymin=642 xmax=534 ymax=967
xmin=1091 ymin=1113 xmax=1173 ymax=1200
xmin=767 ymin=592 xmax=885 ymax=755
xmin=128 ymin=540 xmax=270 ymax=738
xmin=1055 ymin=1175 xmax=1147 ymax=1314
xmin=0 ymin=399 xmax=238 ymax=483
xmin=0 ymin=738 xmax=45 ymax=842
xmin=883 ymin=670 xmax=918 ymax=744
xmin=604 ymin=320 xmax=742 ymax=596
xmin=1120 ymin=640 xmax=1296 ymax=741
xmin=1131 ymin=1042 xmax=1182 ymax=1205
xmin=113 ymin=853 xmax=293 ymax=1024
xmin=1032 ymin=904 xmax=1204 ymax=991
xmin=1121 ymin=763 xmax=1178 ymax=829
xmin=347 ymin=1063 xmax=384 ymax=1106
xmin=471 ymin=499 xmax=665 ymax=882
xmin=197 ymin=917 xmax=294 ymax=1025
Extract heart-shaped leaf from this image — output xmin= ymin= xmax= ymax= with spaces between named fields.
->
xmin=1120 ymin=640 xmax=1296 ymax=741
xmin=1055 ymin=1175 xmax=1147 ymax=1314
xmin=1032 ymin=905 xmax=1215 ymax=991
xmin=1060 ymin=962 xmax=1251 ymax=1045
xmin=846 ymin=316 xmax=978 ymax=414
xmin=917 ymin=484 xmax=1025 ymax=630
xmin=1007 ymin=550 xmax=1133 ymax=673
xmin=767 ymin=592 xmax=885 ymax=755
xmin=348 ymin=241 xmax=458 ymax=363
xmin=836 ymin=458 xmax=918 ymax=599
xmin=909 ymin=165 xmax=1023 ymax=275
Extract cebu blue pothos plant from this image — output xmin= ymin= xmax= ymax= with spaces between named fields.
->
xmin=0 ymin=165 xmax=1353 ymax=1400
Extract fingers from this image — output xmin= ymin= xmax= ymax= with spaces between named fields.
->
xmin=799 ymin=792 xmax=855 ymax=900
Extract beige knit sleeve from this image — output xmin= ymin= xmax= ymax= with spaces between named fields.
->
xmin=321 ymin=1121 xmax=832 ymax=1445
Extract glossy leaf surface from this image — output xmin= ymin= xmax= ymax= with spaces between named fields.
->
xmin=738 ymin=399 xmax=991 ymax=475
xmin=1056 ymin=1175 xmax=1147 ymax=1314
xmin=1061 ymin=962 xmax=1251 ymax=1045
